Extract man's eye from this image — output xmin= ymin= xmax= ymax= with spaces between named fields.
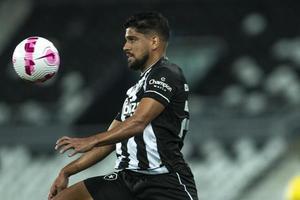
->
xmin=130 ymin=37 xmax=137 ymax=42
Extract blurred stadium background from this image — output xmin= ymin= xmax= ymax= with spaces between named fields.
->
xmin=1 ymin=0 xmax=300 ymax=199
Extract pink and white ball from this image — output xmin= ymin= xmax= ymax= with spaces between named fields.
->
xmin=12 ymin=36 xmax=60 ymax=82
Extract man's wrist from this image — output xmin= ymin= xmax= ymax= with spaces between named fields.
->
xmin=59 ymin=168 xmax=71 ymax=178
xmin=92 ymin=134 xmax=103 ymax=147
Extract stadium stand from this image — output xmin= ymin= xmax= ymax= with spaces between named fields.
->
xmin=0 ymin=136 xmax=287 ymax=200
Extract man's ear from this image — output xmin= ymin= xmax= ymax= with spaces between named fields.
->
xmin=151 ymin=35 xmax=160 ymax=50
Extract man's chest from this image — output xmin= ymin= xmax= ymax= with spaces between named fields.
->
xmin=121 ymin=76 xmax=147 ymax=120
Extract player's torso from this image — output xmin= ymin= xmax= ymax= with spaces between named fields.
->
xmin=115 ymin=58 xmax=190 ymax=174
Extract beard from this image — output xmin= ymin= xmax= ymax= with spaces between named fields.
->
xmin=128 ymin=53 xmax=149 ymax=71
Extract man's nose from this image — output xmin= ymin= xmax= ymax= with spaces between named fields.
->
xmin=123 ymin=42 xmax=129 ymax=51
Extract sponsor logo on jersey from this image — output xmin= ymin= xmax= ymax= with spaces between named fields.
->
xmin=149 ymin=79 xmax=172 ymax=92
xmin=123 ymin=101 xmax=139 ymax=117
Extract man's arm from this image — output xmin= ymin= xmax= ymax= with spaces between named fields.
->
xmin=56 ymin=97 xmax=165 ymax=156
xmin=48 ymin=120 xmax=120 ymax=199
xmin=60 ymin=119 xmax=120 ymax=176
xmin=94 ymin=97 xmax=164 ymax=146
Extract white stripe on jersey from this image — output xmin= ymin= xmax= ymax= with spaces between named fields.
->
xmin=127 ymin=137 xmax=139 ymax=167
xmin=115 ymin=142 xmax=122 ymax=157
xmin=184 ymin=100 xmax=189 ymax=112
xmin=114 ymin=138 xmax=139 ymax=169
xmin=143 ymin=123 xmax=163 ymax=168
xmin=179 ymin=118 xmax=189 ymax=138
xmin=179 ymin=101 xmax=189 ymax=138
xmin=115 ymin=142 xmax=125 ymax=170
xmin=114 ymin=123 xmax=169 ymax=174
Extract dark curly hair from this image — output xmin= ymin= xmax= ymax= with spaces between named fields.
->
xmin=124 ymin=11 xmax=170 ymax=42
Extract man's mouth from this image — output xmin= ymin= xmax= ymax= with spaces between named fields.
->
xmin=126 ymin=52 xmax=134 ymax=58
xmin=126 ymin=54 xmax=135 ymax=64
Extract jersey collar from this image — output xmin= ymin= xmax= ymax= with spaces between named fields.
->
xmin=140 ymin=57 xmax=167 ymax=77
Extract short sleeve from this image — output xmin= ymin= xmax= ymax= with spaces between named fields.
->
xmin=142 ymin=67 xmax=178 ymax=106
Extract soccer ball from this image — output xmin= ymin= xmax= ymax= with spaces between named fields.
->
xmin=12 ymin=36 xmax=60 ymax=82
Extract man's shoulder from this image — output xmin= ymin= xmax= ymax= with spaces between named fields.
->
xmin=153 ymin=58 xmax=183 ymax=78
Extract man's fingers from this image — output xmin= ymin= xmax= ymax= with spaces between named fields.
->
xmin=48 ymin=185 xmax=66 ymax=200
xmin=48 ymin=192 xmax=55 ymax=200
xmin=59 ymin=144 xmax=74 ymax=154
xmin=68 ymin=149 xmax=79 ymax=157
xmin=48 ymin=185 xmax=57 ymax=200
xmin=55 ymin=139 xmax=72 ymax=150
xmin=56 ymin=136 xmax=71 ymax=145
xmin=54 ymin=137 xmax=85 ymax=156
xmin=48 ymin=193 xmax=52 ymax=200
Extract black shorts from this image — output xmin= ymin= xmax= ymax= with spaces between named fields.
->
xmin=84 ymin=170 xmax=198 ymax=200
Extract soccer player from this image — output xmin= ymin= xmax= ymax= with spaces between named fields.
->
xmin=49 ymin=11 xmax=199 ymax=200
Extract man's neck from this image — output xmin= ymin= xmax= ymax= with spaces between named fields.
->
xmin=141 ymin=54 xmax=164 ymax=73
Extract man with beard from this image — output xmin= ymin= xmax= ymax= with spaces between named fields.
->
xmin=49 ymin=11 xmax=198 ymax=200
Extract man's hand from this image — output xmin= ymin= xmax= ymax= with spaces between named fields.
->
xmin=55 ymin=136 xmax=97 ymax=157
xmin=48 ymin=172 xmax=69 ymax=200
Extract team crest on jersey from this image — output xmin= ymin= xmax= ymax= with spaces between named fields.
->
xmin=103 ymin=172 xmax=118 ymax=181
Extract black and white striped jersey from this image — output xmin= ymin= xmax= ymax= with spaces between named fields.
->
xmin=115 ymin=57 xmax=191 ymax=175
